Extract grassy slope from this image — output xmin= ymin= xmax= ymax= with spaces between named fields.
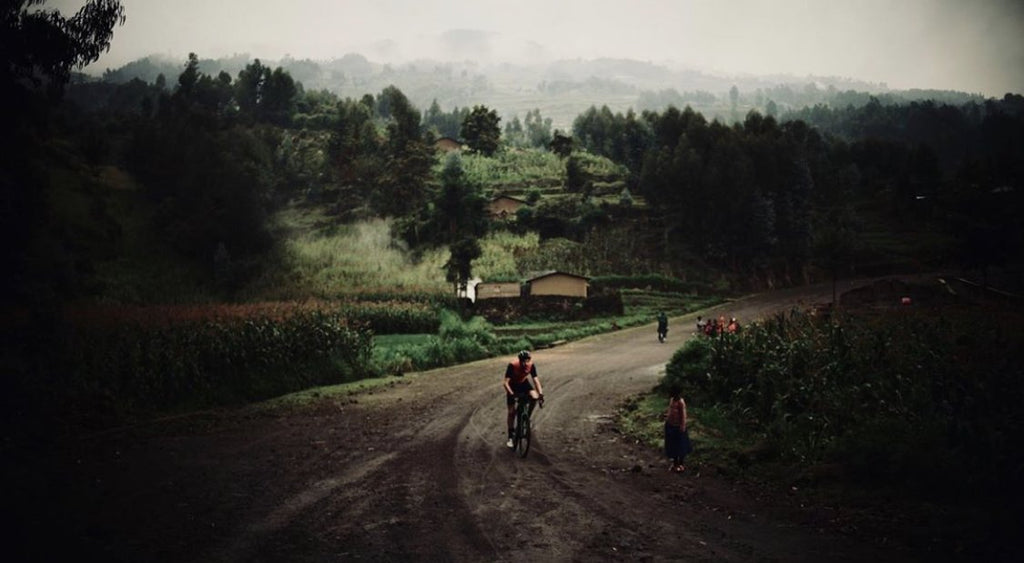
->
xmin=242 ymin=207 xmax=451 ymax=301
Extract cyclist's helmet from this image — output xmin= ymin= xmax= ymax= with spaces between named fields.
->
xmin=518 ymin=350 xmax=532 ymax=362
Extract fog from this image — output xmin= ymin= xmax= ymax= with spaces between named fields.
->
xmin=52 ymin=0 xmax=1024 ymax=96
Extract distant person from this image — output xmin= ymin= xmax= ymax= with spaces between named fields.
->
xmin=503 ymin=350 xmax=544 ymax=448
xmin=695 ymin=315 xmax=706 ymax=335
xmin=727 ymin=317 xmax=740 ymax=334
xmin=657 ymin=311 xmax=669 ymax=342
xmin=706 ymin=317 xmax=719 ymax=337
xmin=664 ymin=385 xmax=691 ymax=472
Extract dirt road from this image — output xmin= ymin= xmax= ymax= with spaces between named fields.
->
xmin=11 ymin=279 xmax=917 ymax=561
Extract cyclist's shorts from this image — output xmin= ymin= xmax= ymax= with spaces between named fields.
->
xmin=507 ymin=380 xmax=534 ymax=406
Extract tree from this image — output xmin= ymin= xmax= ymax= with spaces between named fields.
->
xmin=549 ymin=131 xmax=574 ymax=158
xmin=504 ymin=115 xmax=525 ymax=148
xmin=372 ymin=86 xmax=433 ymax=217
xmin=422 ymin=99 xmax=466 ymax=139
xmin=2 ymin=0 xmax=126 ymax=100
xmin=170 ymin=53 xmax=233 ymax=123
xmin=565 ymin=155 xmax=586 ymax=192
xmin=445 ymin=237 xmax=482 ymax=297
xmin=261 ymin=66 xmax=296 ymax=125
xmin=422 ymin=155 xmax=488 ymax=294
xmin=524 ymin=108 xmax=553 ymax=148
xmin=326 ymin=97 xmax=380 ymax=215
xmin=460 ymin=105 xmax=501 ymax=156
xmin=234 ymin=58 xmax=265 ymax=117
xmin=235 ymin=60 xmax=297 ymax=125
xmin=620 ymin=109 xmax=652 ymax=179
xmin=573 ymin=105 xmax=616 ymax=156
xmin=812 ymin=207 xmax=860 ymax=305
xmin=429 ymin=154 xmax=488 ymax=244
xmin=1 ymin=0 xmax=125 ymax=302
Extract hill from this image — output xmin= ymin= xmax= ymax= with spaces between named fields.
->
xmin=88 ymin=53 xmax=987 ymax=131
xmin=13 ymin=51 xmax=1023 ymax=307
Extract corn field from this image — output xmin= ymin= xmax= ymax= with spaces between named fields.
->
xmin=5 ymin=300 xmax=440 ymax=428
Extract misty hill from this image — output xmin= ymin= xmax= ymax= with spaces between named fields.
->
xmin=25 ymin=42 xmax=1021 ymax=307
xmin=89 ymin=53 xmax=986 ymax=130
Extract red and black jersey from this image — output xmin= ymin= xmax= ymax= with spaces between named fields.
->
xmin=505 ymin=358 xmax=536 ymax=384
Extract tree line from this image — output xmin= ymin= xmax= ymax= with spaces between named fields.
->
xmin=571 ymin=95 xmax=1024 ymax=285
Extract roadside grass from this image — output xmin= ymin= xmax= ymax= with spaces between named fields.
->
xmin=616 ymin=395 xmax=758 ymax=474
xmin=371 ymin=333 xmax=434 ymax=374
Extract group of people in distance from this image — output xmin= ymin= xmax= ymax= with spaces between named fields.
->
xmin=694 ymin=314 xmax=740 ymax=337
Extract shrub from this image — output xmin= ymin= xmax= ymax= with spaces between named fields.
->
xmin=660 ymin=307 xmax=1024 ymax=495
xmin=373 ymin=309 xmax=499 ymax=375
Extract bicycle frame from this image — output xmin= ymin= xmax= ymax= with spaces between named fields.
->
xmin=512 ymin=393 xmax=541 ymax=458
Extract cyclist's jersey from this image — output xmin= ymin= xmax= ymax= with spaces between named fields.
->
xmin=505 ymin=358 xmax=536 ymax=385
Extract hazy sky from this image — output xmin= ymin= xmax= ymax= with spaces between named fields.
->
xmin=52 ymin=0 xmax=1024 ymax=96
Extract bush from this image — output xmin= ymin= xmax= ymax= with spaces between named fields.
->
xmin=660 ymin=307 xmax=1024 ymax=495
xmin=472 ymin=294 xmax=622 ymax=323
xmin=373 ymin=309 xmax=500 ymax=375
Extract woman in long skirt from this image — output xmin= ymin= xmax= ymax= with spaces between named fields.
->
xmin=664 ymin=385 xmax=691 ymax=472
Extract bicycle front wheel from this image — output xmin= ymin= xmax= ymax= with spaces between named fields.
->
xmin=516 ymin=409 xmax=531 ymax=458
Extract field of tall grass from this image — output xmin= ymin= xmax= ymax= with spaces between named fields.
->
xmin=247 ymin=209 xmax=452 ymax=300
xmin=473 ymin=231 xmax=540 ymax=281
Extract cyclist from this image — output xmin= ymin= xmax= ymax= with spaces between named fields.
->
xmin=504 ymin=350 xmax=544 ymax=448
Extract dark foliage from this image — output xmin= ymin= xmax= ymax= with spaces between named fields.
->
xmin=472 ymin=294 xmax=623 ymax=324
xmin=572 ymin=96 xmax=1024 ymax=284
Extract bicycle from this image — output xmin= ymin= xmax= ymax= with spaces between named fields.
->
xmin=511 ymin=392 xmax=543 ymax=458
